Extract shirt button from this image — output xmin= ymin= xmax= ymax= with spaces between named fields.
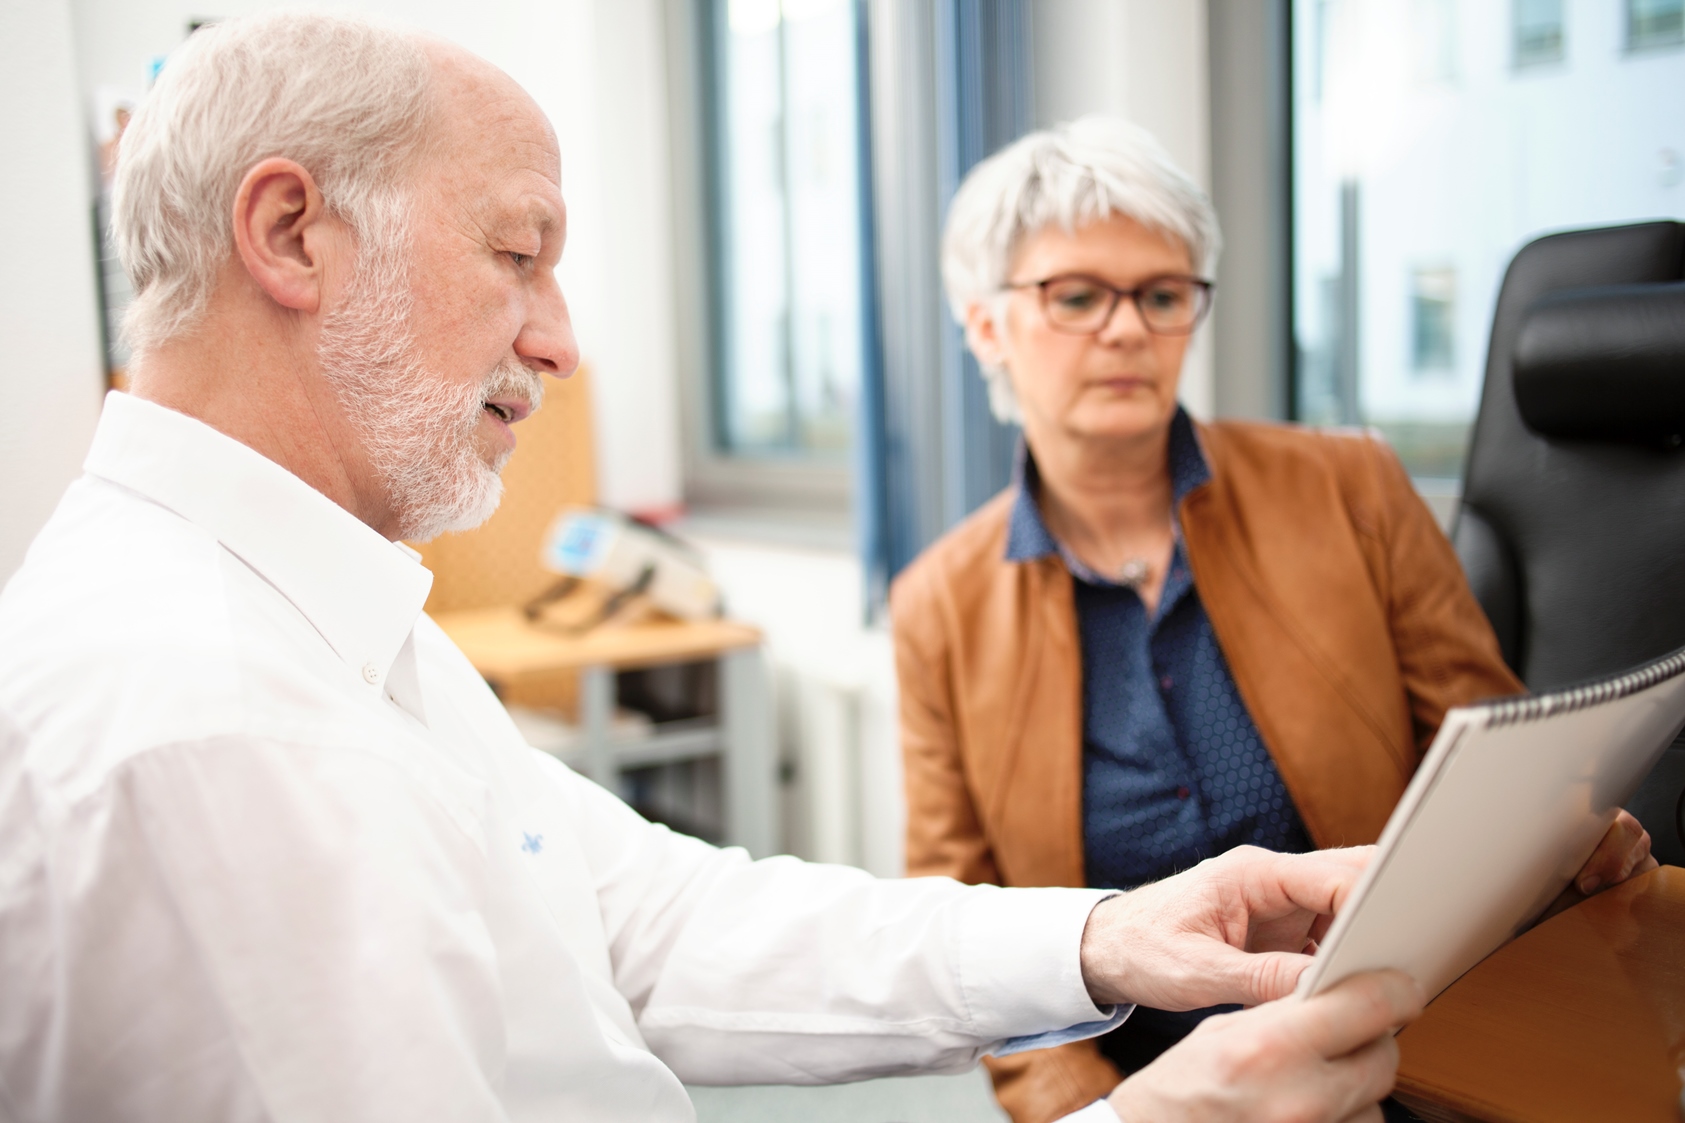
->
xmin=1176 ymin=786 xmax=1191 ymax=800
xmin=1160 ymin=675 xmax=1174 ymax=691
xmin=362 ymin=662 xmax=382 ymax=684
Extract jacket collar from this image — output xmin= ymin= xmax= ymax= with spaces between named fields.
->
xmin=82 ymin=391 xmax=433 ymax=689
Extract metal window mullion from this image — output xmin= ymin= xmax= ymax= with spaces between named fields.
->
xmin=775 ymin=8 xmax=803 ymax=451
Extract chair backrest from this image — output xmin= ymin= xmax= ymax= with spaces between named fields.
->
xmin=1453 ymin=221 xmax=1685 ymax=863
xmin=413 ymin=365 xmax=597 ymax=614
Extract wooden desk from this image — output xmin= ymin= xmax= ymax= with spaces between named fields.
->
xmin=1394 ymin=865 xmax=1685 ymax=1122
xmin=434 ymin=607 xmax=776 ymax=857
xmin=437 ymin=606 xmax=762 ymax=676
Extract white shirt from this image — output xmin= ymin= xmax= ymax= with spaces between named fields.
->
xmin=0 ymin=392 xmax=1124 ymax=1123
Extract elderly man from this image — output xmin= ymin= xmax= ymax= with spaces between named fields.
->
xmin=0 ymin=13 xmax=1424 ymax=1123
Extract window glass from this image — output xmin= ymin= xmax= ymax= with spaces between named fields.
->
xmin=1514 ymin=0 xmax=1566 ymax=66
xmin=1629 ymin=0 xmax=1685 ymax=49
xmin=1410 ymin=267 xmax=1457 ymax=373
xmin=707 ymin=0 xmax=863 ymax=460
xmin=1293 ymin=0 xmax=1685 ymax=482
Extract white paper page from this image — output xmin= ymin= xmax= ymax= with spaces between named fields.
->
xmin=1300 ymin=656 xmax=1685 ymax=1002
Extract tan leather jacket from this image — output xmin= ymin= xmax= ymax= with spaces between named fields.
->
xmin=889 ymin=420 xmax=1522 ymax=1123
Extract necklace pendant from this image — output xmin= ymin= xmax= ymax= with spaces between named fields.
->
xmin=1118 ymin=558 xmax=1151 ymax=588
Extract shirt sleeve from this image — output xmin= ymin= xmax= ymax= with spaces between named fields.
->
xmin=531 ymin=752 xmax=1122 ymax=1085
xmin=1055 ymin=1100 xmax=1123 ymax=1122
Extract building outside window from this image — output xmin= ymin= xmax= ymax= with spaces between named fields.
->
xmin=1410 ymin=267 xmax=1457 ymax=374
xmin=1514 ymin=0 xmax=1567 ymax=66
xmin=1293 ymin=0 xmax=1685 ymax=482
xmin=1628 ymin=0 xmax=1685 ymax=49
xmin=703 ymin=0 xmax=864 ymax=463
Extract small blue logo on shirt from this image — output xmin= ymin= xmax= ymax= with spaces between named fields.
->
xmin=520 ymin=832 xmax=544 ymax=855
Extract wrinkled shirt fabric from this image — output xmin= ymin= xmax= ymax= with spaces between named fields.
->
xmin=0 ymin=392 xmax=1122 ymax=1123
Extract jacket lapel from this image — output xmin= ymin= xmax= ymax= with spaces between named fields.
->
xmin=979 ymin=555 xmax=1087 ymax=888
xmin=1181 ymin=424 xmax=1414 ymax=847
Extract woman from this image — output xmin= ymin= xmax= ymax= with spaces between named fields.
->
xmin=890 ymin=116 xmax=1654 ymax=1123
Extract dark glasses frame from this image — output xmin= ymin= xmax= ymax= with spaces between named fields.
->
xmin=1001 ymin=273 xmax=1215 ymax=336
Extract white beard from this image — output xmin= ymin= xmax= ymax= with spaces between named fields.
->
xmin=317 ymin=227 xmax=545 ymax=543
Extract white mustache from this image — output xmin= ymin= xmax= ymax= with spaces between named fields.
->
xmin=478 ymin=360 xmax=545 ymax=419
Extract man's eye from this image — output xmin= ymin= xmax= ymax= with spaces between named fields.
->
xmin=508 ymin=252 xmax=535 ymax=268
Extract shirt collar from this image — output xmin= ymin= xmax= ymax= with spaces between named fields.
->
xmin=1005 ymin=406 xmax=1211 ymax=570
xmin=83 ymin=391 xmax=433 ymax=690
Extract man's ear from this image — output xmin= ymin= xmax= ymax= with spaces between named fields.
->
xmin=230 ymin=158 xmax=336 ymax=314
xmin=963 ymin=300 xmax=1007 ymax=369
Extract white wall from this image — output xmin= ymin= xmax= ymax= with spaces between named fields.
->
xmin=1032 ymin=0 xmax=1215 ymax=418
xmin=0 ymin=0 xmax=107 ymax=584
xmin=63 ymin=0 xmax=685 ymax=517
xmin=686 ymin=533 xmax=903 ymax=876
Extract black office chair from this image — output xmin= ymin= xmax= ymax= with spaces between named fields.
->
xmin=1452 ymin=220 xmax=1685 ymax=866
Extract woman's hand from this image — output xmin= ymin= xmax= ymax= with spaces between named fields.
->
xmin=1573 ymin=809 xmax=1656 ymax=896
xmin=1532 ymin=810 xmax=1654 ymax=928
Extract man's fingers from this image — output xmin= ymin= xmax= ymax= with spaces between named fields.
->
xmin=1289 ymin=970 xmax=1424 ymax=1060
xmin=1227 ymin=846 xmax=1373 ymax=920
xmin=1200 ymin=945 xmax=1314 ymax=1006
xmin=1317 ymin=845 xmax=1378 ymax=870
xmin=1325 ymin=1033 xmax=1402 ymax=1121
xmin=1337 ymin=1107 xmax=1385 ymax=1123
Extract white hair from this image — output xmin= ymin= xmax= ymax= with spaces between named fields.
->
xmin=113 ymin=10 xmax=436 ymax=354
xmin=940 ymin=115 xmax=1222 ymax=423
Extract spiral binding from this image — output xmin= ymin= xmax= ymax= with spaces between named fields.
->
xmin=1482 ymin=645 xmax=1685 ymax=728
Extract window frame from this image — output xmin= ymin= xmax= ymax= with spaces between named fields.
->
xmin=662 ymin=0 xmax=855 ymax=518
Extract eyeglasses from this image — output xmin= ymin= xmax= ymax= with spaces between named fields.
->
xmin=1002 ymin=273 xmax=1215 ymax=336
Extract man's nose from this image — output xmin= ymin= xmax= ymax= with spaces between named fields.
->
xmin=516 ymin=274 xmax=580 ymax=378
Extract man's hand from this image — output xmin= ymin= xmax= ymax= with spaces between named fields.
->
xmin=1079 ymin=846 xmax=1371 ymax=1011
xmin=1574 ymin=809 xmax=1655 ymax=896
xmin=1106 ymin=970 xmax=1425 ymax=1123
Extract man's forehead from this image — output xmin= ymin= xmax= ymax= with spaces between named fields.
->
xmin=425 ymin=40 xmax=561 ymax=181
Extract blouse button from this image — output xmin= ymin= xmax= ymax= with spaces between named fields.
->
xmin=362 ymin=661 xmax=382 ymax=684
xmin=1176 ymin=786 xmax=1191 ymax=800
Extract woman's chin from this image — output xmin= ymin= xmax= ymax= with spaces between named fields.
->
xmin=1064 ymin=398 xmax=1177 ymax=444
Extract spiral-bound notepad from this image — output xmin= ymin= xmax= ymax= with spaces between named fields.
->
xmin=1299 ymin=645 xmax=1685 ymax=1003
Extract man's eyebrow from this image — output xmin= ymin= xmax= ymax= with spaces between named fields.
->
xmin=520 ymin=199 xmax=562 ymax=235
xmin=484 ymin=198 xmax=562 ymax=237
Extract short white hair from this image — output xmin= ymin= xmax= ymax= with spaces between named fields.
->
xmin=940 ymin=115 xmax=1222 ymax=423
xmin=113 ymin=11 xmax=436 ymax=354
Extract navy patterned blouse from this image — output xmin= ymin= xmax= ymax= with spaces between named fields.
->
xmin=1003 ymin=407 xmax=1315 ymax=1070
xmin=1004 ymin=407 xmax=1313 ymax=890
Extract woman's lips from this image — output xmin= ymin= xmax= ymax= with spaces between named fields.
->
xmin=1092 ymin=376 xmax=1153 ymax=393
